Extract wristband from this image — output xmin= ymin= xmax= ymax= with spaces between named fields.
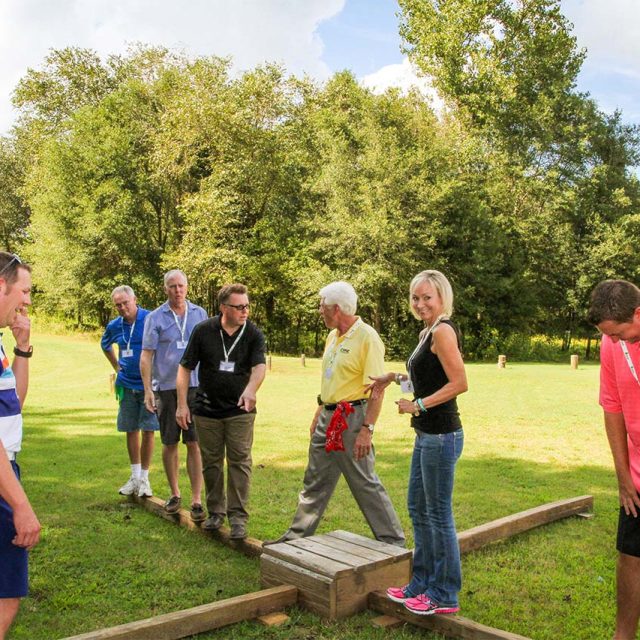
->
xmin=13 ymin=346 xmax=33 ymax=358
xmin=416 ymin=397 xmax=427 ymax=413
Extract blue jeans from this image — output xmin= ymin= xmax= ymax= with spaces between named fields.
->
xmin=407 ymin=428 xmax=463 ymax=607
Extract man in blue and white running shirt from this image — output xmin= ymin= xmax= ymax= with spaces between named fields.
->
xmin=101 ymin=285 xmax=159 ymax=498
xmin=0 ymin=251 xmax=40 ymax=639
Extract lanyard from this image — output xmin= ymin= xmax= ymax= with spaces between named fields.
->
xmin=621 ymin=340 xmax=640 ymax=387
xmin=220 ymin=322 xmax=246 ymax=361
xmin=325 ymin=318 xmax=362 ymax=369
xmin=407 ymin=316 xmax=447 ymax=386
xmin=170 ymin=304 xmax=189 ymax=343
xmin=121 ymin=316 xmax=136 ymax=352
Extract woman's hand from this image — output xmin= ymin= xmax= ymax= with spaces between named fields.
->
xmin=396 ymin=398 xmax=418 ymax=415
xmin=365 ymin=373 xmax=394 ymax=399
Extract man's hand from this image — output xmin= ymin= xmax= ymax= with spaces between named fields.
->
xmin=237 ymin=388 xmax=257 ymax=412
xmin=353 ymin=428 xmax=372 ymax=461
xmin=176 ymin=404 xmax=191 ymax=431
xmin=619 ymin=476 xmax=640 ymax=517
xmin=10 ymin=307 xmax=31 ymax=350
xmin=12 ymin=503 xmax=41 ymax=550
xmin=144 ymin=389 xmax=157 ymax=414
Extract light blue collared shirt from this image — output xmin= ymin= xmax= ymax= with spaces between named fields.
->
xmin=142 ymin=300 xmax=208 ymax=391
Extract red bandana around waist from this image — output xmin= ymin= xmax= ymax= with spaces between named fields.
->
xmin=325 ymin=401 xmax=354 ymax=452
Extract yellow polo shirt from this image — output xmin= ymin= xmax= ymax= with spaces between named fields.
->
xmin=320 ymin=318 xmax=386 ymax=403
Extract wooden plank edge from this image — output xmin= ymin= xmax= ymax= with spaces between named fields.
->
xmin=369 ymin=591 xmax=532 ymax=640
xmin=458 ymin=495 xmax=594 ymax=554
xmin=61 ymin=585 xmax=298 ymax=640
xmin=128 ymin=495 xmax=263 ymax=557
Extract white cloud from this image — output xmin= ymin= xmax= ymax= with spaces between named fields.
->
xmin=561 ymin=0 xmax=640 ymax=120
xmin=561 ymin=0 xmax=640 ymax=69
xmin=0 ymin=0 xmax=345 ymax=134
xmin=361 ymin=58 xmax=445 ymax=112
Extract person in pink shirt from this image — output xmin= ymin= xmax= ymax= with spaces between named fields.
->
xmin=588 ymin=279 xmax=640 ymax=640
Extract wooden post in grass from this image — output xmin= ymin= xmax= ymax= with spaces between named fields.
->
xmin=301 ymin=353 xmax=306 ymax=367
xmin=498 ymin=355 xmax=506 ymax=368
xmin=571 ymin=354 xmax=579 ymax=369
xmin=268 ymin=355 xmax=272 ymax=371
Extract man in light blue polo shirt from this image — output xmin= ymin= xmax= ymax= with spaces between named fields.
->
xmin=141 ymin=270 xmax=208 ymax=521
xmin=101 ymin=285 xmax=159 ymax=498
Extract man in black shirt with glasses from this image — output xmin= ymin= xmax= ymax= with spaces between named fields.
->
xmin=177 ymin=283 xmax=266 ymax=540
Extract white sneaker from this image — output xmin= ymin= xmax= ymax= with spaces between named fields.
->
xmin=118 ymin=476 xmax=139 ymax=496
xmin=137 ymin=477 xmax=153 ymax=497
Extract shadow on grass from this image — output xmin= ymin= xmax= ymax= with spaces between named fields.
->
xmin=14 ymin=404 xmax=620 ymax=640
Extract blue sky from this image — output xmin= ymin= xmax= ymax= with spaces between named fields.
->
xmin=0 ymin=0 xmax=638 ymax=135
xmin=317 ymin=0 xmax=640 ymax=126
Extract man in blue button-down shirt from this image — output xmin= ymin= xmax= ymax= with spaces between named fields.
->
xmin=101 ymin=286 xmax=159 ymax=498
xmin=141 ymin=271 xmax=208 ymax=522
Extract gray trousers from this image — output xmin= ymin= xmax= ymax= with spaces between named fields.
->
xmin=194 ymin=413 xmax=255 ymax=525
xmin=283 ymin=403 xmax=405 ymax=547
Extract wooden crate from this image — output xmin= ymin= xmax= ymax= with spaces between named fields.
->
xmin=260 ymin=530 xmax=412 ymax=620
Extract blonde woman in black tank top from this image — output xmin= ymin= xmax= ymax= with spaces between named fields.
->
xmin=366 ymin=269 xmax=468 ymax=616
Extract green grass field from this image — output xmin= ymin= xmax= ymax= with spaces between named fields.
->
xmin=6 ymin=330 xmax=618 ymax=639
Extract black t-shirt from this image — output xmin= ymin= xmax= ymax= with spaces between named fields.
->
xmin=180 ymin=315 xmax=266 ymax=419
xmin=408 ymin=319 xmax=463 ymax=434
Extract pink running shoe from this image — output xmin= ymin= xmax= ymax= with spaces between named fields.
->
xmin=386 ymin=585 xmax=413 ymax=603
xmin=404 ymin=594 xmax=460 ymax=616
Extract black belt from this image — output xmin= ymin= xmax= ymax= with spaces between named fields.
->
xmin=320 ymin=398 xmax=367 ymax=411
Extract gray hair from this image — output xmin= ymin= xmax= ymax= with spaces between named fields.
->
xmin=164 ymin=269 xmax=187 ymax=286
xmin=409 ymin=270 xmax=454 ymax=320
xmin=320 ymin=281 xmax=358 ymax=315
xmin=111 ymin=285 xmax=135 ymax=299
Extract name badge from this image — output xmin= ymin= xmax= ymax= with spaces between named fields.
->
xmin=176 ymin=341 xmax=187 ymax=349
xmin=219 ymin=360 xmax=235 ymax=373
xmin=324 ymin=367 xmax=333 ymax=379
xmin=122 ymin=349 xmax=134 ymax=358
xmin=401 ymin=379 xmax=414 ymax=394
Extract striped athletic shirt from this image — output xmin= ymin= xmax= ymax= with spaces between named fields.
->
xmin=0 ymin=334 xmax=22 ymax=458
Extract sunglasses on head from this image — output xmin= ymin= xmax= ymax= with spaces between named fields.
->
xmin=0 ymin=254 xmax=22 ymax=278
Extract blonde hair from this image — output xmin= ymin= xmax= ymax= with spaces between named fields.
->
xmin=409 ymin=270 xmax=454 ymax=320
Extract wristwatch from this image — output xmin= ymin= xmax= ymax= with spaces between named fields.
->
xmin=362 ymin=423 xmax=375 ymax=434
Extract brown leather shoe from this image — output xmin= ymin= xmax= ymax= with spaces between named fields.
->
xmin=202 ymin=514 xmax=224 ymax=530
xmin=230 ymin=523 xmax=247 ymax=540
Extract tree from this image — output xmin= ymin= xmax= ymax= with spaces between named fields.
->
xmin=0 ymin=138 xmax=30 ymax=251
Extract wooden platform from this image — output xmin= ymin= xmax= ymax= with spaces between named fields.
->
xmin=260 ymin=530 xmax=412 ymax=619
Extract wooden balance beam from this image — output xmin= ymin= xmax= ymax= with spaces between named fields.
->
xmin=60 ymin=584 xmax=297 ymax=640
xmin=369 ymin=591 xmax=531 ymax=640
xmin=129 ymin=495 xmax=263 ymax=557
xmin=458 ymin=495 xmax=593 ymax=554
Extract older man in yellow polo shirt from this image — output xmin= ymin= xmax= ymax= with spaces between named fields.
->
xmin=270 ymin=281 xmax=405 ymax=546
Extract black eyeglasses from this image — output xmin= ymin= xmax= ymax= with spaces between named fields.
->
xmin=223 ymin=303 xmax=250 ymax=311
xmin=0 ymin=254 xmax=22 ymax=277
